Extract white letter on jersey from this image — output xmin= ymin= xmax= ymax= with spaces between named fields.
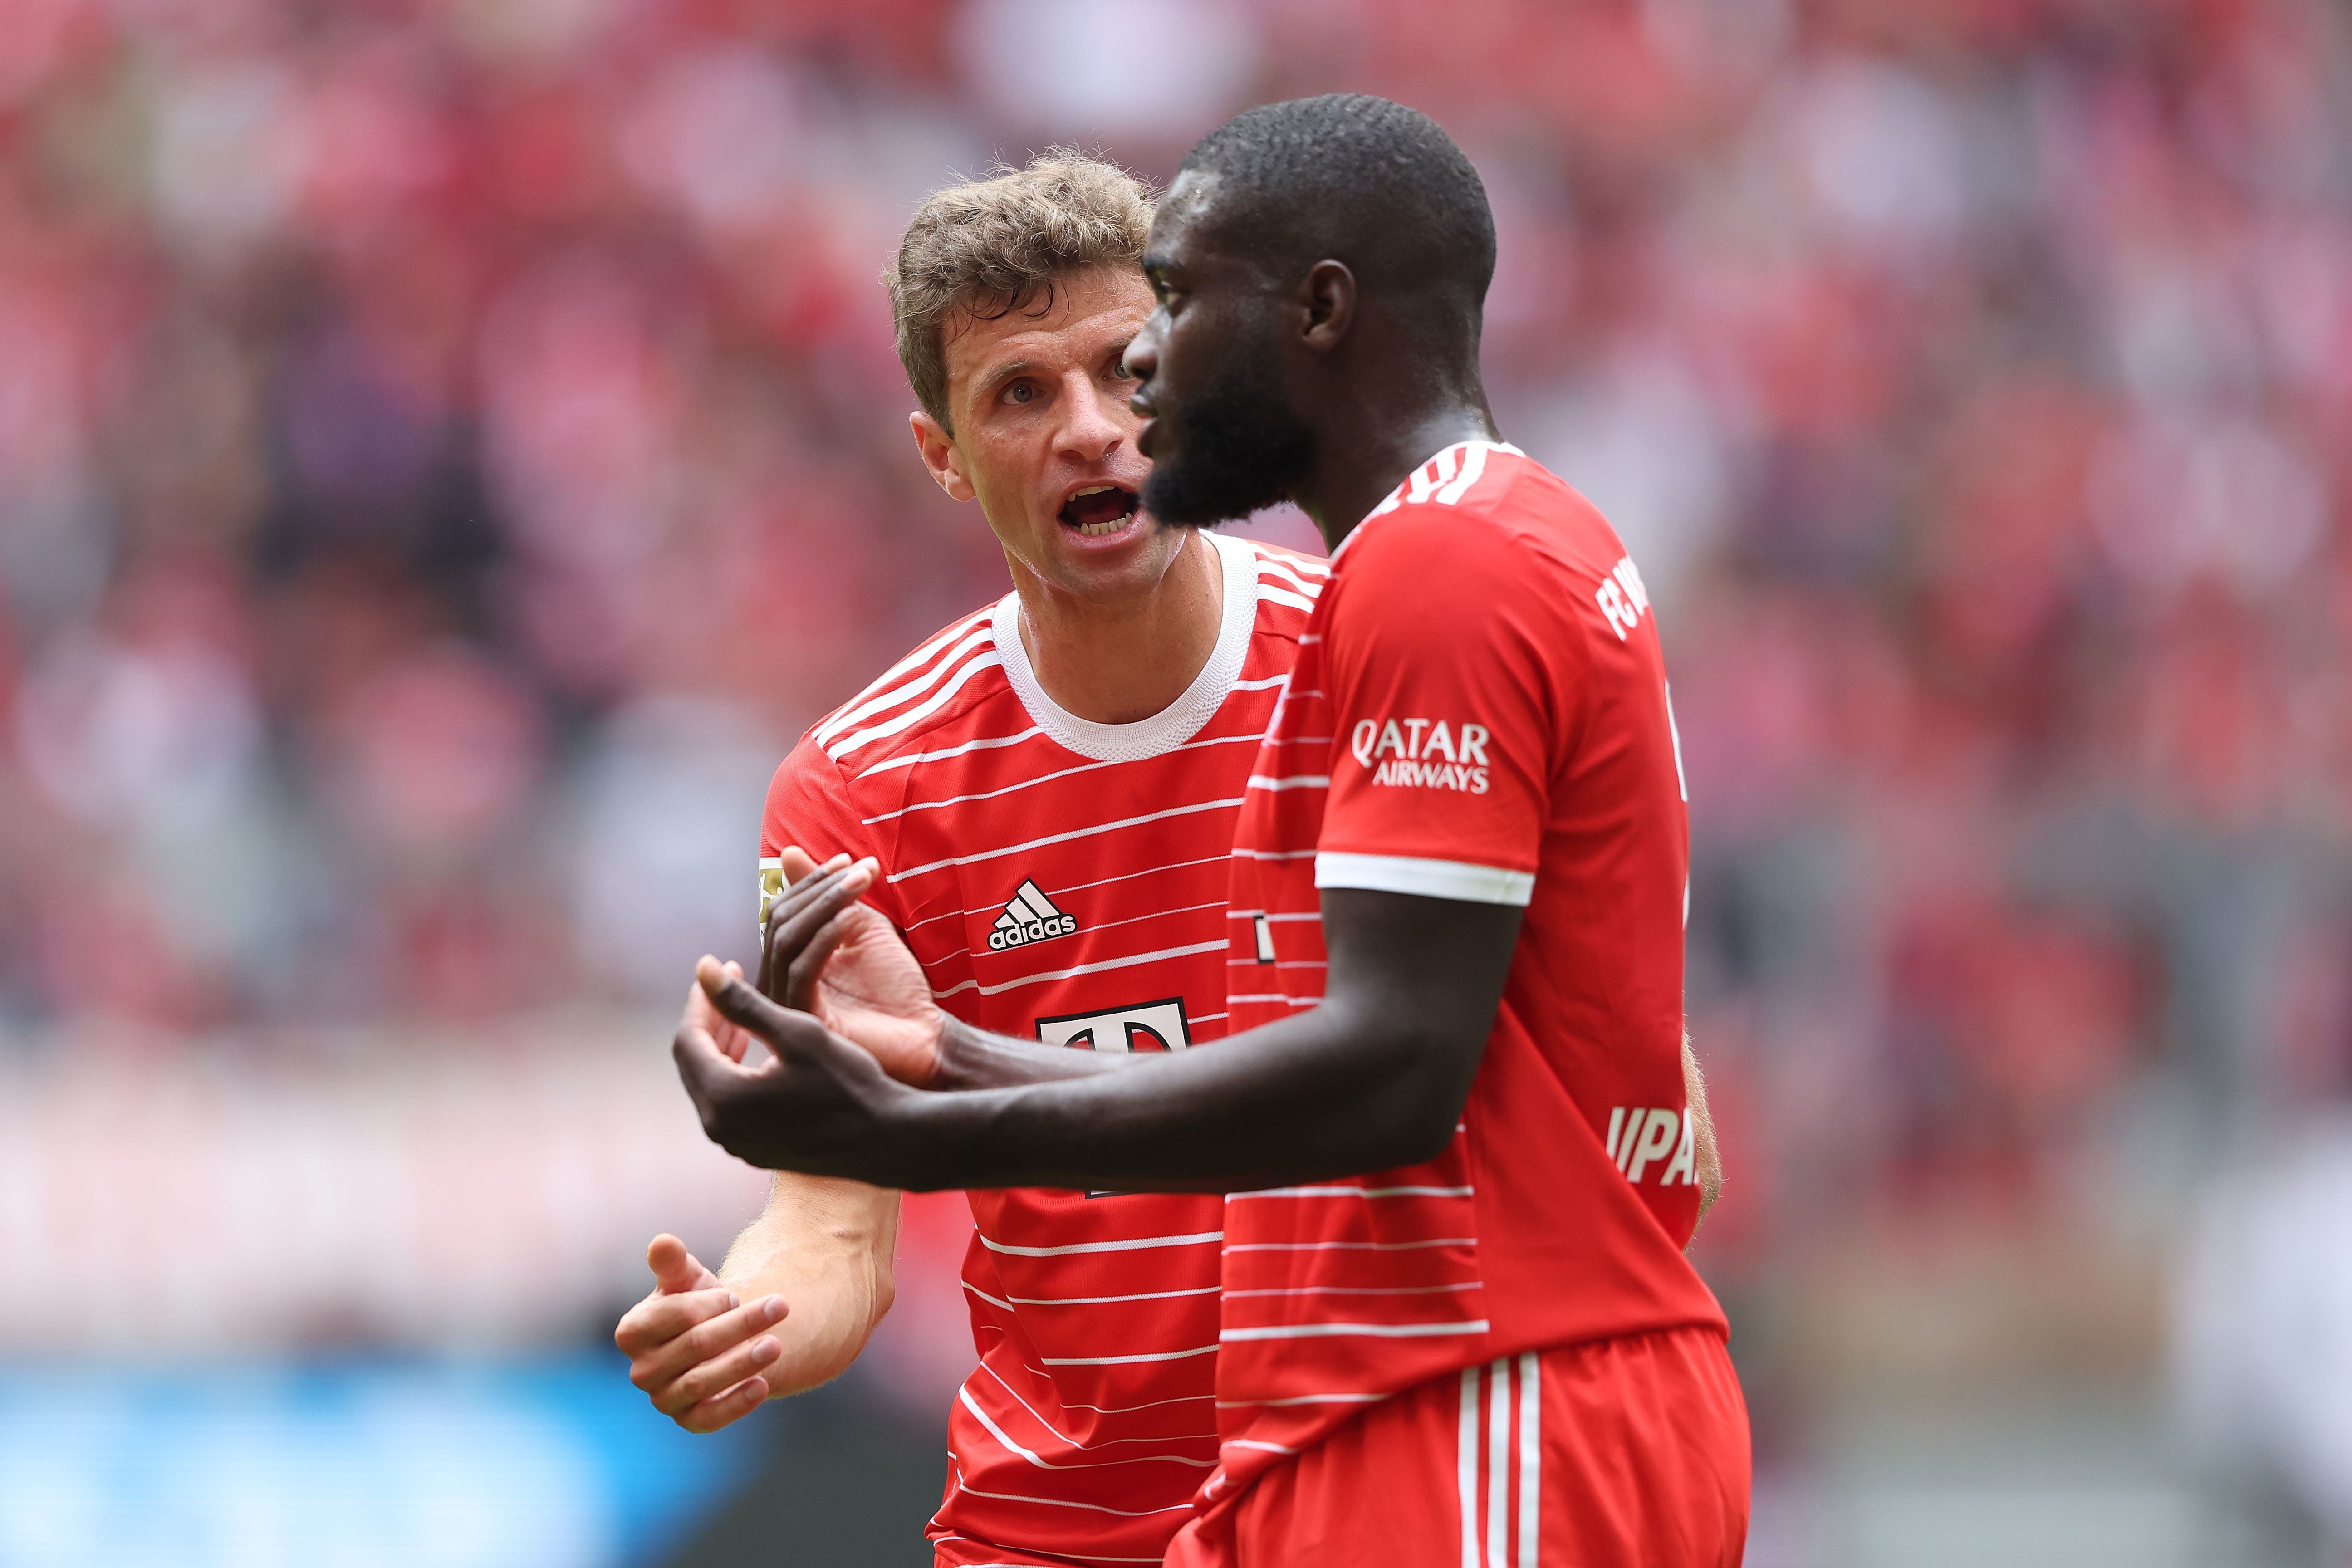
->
xmin=1623 ymin=1107 xmax=1680 ymax=1182
xmin=1661 ymin=1111 xmax=1697 ymax=1187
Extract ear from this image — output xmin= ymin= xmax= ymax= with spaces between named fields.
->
xmin=910 ymin=411 xmax=977 ymax=502
xmin=1299 ymin=260 xmax=1357 ymax=354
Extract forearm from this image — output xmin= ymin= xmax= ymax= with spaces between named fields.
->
xmin=718 ymin=1174 xmax=901 ymax=1394
xmin=931 ymin=1018 xmax=1139 ymax=1091
xmin=885 ymin=996 xmax=1473 ymax=1193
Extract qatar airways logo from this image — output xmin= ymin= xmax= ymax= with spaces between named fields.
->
xmin=1349 ymin=716 xmax=1491 ymax=794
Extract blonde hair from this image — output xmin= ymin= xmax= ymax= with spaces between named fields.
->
xmin=885 ymin=151 xmax=1155 ymax=430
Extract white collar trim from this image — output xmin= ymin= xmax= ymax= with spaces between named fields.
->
xmin=991 ymin=530 xmax=1259 ymax=764
xmin=1333 ymin=439 xmax=1526 ymax=564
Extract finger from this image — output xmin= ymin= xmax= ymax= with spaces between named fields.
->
xmin=632 ymin=1294 xmax=789 ymax=1392
xmin=778 ymin=846 xmax=822 ymax=882
xmin=760 ymin=856 xmax=860 ymax=951
xmin=760 ymin=862 xmax=879 ymax=1004
xmin=757 ymin=862 xmax=864 ymax=997
xmin=674 ymin=1019 xmax=752 ymax=1143
xmin=677 ymin=1374 xmax=770 ymax=1435
xmin=690 ymin=963 xmax=755 ymax=1063
xmin=696 ymin=958 xmax=824 ymax=1054
xmin=782 ymin=905 xmax=863 ymax=1014
xmin=616 ymin=1286 xmax=737 ymax=1357
xmin=652 ymin=1328 xmax=786 ymax=1417
xmin=645 ymin=1234 xmax=717 ymax=1295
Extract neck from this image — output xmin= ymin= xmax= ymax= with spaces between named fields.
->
xmin=1010 ymin=530 xmax=1225 ymax=725
xmin=1292 ymin=389 xmax=1499 ymax=553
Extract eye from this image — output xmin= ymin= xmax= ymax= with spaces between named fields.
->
xmin=1003 ymin=381 xmax=1036 ymax=406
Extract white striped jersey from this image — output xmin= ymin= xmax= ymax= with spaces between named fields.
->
xmin=1209 ymin=443 xmax=1729 ymax=1514
xmin=760 ymin=530 xmax=1325 ymax=1566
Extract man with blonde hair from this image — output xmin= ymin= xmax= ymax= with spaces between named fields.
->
xmin=615 ymin=152 xmax=1335 ymax=1567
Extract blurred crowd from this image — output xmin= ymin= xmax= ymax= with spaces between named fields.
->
xmin=2 ymin=0 xmax=2349 ymax=1383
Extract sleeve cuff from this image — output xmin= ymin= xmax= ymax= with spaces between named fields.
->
xmin=1313 ymin=852 xmax=1535 ymax=906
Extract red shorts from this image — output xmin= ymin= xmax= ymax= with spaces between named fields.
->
xmin=1166 ymin=1325 xmax=1749 ymax=1568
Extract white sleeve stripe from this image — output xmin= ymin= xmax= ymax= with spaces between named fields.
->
xmin=1219 ymin=1319 xmax=1491 ymax=1342
xmin=888 ymin=797 xmax=1244 ymax=882
xmin=863 ymin=733 xmax=1266 ymax=824
xmin=956 ymin=1387 xmax=1216 ymax=1470
xmin=1040 ymin=1344 xmax=1222 ymax=1365
xmin=813 ymin=624 xmax=995 ymax=744
xmin=810 ymin=611 xmax=991 ymax=741
xmin=977 ymin=1229 xmax=1223 ymax=1257
xmin=1255 ymin=563 xmax=1327 ymax=599
xmin=825 ymin=651 xmax=1004 ymax=759
xmin=854 ymin=725 xmax=1043 ymax=778
xmin=1256 ymin=585 xmax=1320 ymax=615
xmin=1314 ymin=853 xmax=1534 ymax=906
xmin=1226 ymin=1184 xmax=1474 ymax=1199
xmin=945 ymin=1468 xmax=1199 ymax=1517
xmin=931 ymin=939 xmax=1229 ymax=1000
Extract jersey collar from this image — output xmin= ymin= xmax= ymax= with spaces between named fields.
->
xmin=991 ymin=529 xmax=1259 ymax=764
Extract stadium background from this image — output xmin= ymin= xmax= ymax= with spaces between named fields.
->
xmin=3 ymin=0 xmax=2350 ymax=1563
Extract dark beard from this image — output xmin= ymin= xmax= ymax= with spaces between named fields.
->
xmin=1141 ymin=353 xmax=1315 ymax=528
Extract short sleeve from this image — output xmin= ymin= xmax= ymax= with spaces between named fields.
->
xmin=760 ymin=734 xmax=906 ymax=930
xmin=1311 ymin=512 xmax=1568 ymax=907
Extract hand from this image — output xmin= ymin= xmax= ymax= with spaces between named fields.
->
xmin=676 ymin=957 xmax=926 ymax=1180
xmin=614 ymin=1234 xmax=789 ymax=1433
xmin=679 ymin=960 xmax=757 ymax=1065
xmin=760 ymin=847 xmax=948 ymax=1087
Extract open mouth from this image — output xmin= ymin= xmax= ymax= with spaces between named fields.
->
xmin=1058 ymin=484 xmax=1142 ymax=538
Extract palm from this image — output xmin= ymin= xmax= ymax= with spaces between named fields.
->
xmin=804 ymin=902 xmax=945 ymax=1087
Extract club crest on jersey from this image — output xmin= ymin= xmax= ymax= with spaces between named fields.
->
xmin=756 ymin=857 xmax=784 ymax=928
xmin=989 ymin=879 xmax=1078 ymax=951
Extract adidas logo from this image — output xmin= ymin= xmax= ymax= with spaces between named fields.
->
xmin=988 ymin=879 xmax=1078 ymax=951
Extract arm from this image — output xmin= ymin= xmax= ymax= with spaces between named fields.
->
xmin=678 ymin=885 xmax=1521 ymax=1192
xmin=617 ymin=963 xmax=900 ymax=1431
xmin=716 ymin=1172 xmax=900 ymax=1391
xmin=1683 ymin=1031 xmax=1722 ymax=1228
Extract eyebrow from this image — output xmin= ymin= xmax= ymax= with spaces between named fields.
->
xmin=973 ymin=358 xmax=1037 ymax=401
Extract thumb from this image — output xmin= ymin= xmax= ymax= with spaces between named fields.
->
xmin=645 ymin=1233 xmax=714 ymax=1294
xmin=698 ymin=954 xmax=801 ymax=1042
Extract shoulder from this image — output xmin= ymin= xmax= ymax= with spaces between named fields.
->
xmin=1340 ymin=445 xmax=1627 ymax=623
xmin=800 ymin=602 xmax=1017 ymax=775
xmin=1223 ymin=533 xmax=1330 ymax=637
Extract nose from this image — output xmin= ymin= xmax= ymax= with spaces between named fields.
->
xmin=1056 ymin=367 xmax=1126 ymax=463
xmin=1124 ymin=319 xmax=1161 ymax=411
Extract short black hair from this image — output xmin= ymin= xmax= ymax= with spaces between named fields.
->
xmin=1176 ymin=94 xmax=1496 ymax=335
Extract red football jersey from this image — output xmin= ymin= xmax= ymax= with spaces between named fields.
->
xmin=760 ymin=531 xmax=1323 ymax=1566
xmin=1210 ymin=442 xmax=1730 ymax=1510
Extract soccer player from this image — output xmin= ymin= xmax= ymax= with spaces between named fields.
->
xmin=613 ymin=154 xmax=1335 ymax=1568
xmin=675 ymin=96 xmax=1749 ymax=1567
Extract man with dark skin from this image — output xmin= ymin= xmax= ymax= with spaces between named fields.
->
xmin=678 ymin=96 xmax=1745 ymax=1567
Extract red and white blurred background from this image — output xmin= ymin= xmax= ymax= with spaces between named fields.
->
xmin=3 ymin=1 xmax=2351 ymax=1564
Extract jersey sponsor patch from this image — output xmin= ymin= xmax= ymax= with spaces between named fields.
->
xmin=1034 ymin=996 xmax=1194 ymax=1054
xmin=1348 ymin=715 xmax=1493 ymax=793
xmin=988 ymin=877 xmax=1078 ymax=951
